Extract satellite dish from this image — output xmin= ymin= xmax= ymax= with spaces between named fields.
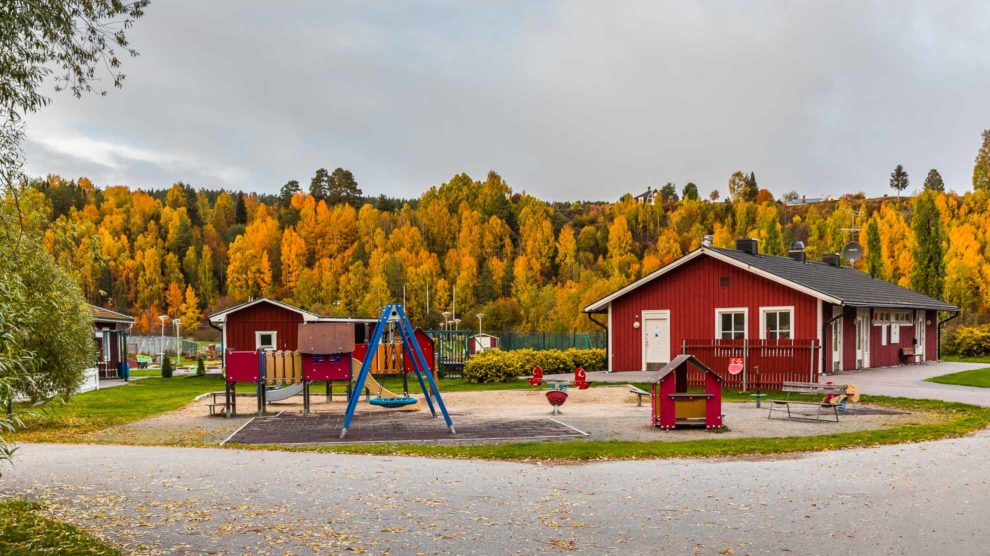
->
xmin=842 ymin=241 xmax=863 ymax=263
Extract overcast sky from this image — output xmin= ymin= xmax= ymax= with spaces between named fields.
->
xmin=22 ymin=1 xmax=990 ymax=201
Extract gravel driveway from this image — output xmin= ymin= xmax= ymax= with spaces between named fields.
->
xmin=3 ymin=433 xmax=990 ymax=555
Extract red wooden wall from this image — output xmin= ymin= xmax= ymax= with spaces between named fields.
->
xmin=610 ymin=256 xmax=819 ymax=371
xmin=823 ymin=307 xmax=940 ymax=372
xmin=225 ymin=302 xmax=303 ymax=352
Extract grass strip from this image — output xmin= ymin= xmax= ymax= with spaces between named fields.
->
xmin=0 ymin=499 xmax=119 ymax=556
xmin=10 ymin=375 xmax=224 ymax=443
xmin=926 ymin=367 xmax=990 ymax=388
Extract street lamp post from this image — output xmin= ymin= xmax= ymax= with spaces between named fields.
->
xmin=476 ymin=313 xmax=485 ymax=335
xmin=158 ymin=314 xmax=169 ymax=365
xmin=441 ymin=311 xmax=452 ymax=332
xmin=173 ymin=318 xmax=182 ymax=368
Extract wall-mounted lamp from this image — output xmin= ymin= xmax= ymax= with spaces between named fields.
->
xmin=633 ymin=321 xmax=640 ymax=329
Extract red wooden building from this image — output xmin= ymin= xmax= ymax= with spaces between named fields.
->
xmin=90 ymin=304 xmax=134 ymax=379
xmin=584 ymin=239 xmax=958 ymax=388
xmin=208 ymin=298 xmax=378 ymax=367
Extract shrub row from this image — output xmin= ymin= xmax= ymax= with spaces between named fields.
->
xmin=463 ymin=348 xmax=606 ymax=383
xmin=942 ymin=325 xmax=990 ymax=356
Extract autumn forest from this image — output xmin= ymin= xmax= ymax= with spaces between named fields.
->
xmin=22 ymin=130 xmax=990 ymax=336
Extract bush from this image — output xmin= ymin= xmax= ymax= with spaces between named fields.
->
xmin=196 ymin=356 xmax=206 ymax=376
xmin=943 ymin=325 xmax=990 ymax=356
xmin=161 ymin=356 xmax=174 ymax=378
xmin=463 ymin=348 xmax=606 ymax=383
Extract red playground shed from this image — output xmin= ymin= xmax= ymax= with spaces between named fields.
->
xmin=650 ymin=354 xmax=723 ymax=430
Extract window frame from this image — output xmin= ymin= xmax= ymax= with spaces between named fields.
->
xmin=255 ymin=330 xmax=278 ymax=351
xmin=759 ymin=306 xmax=795 ymax=340
xmin=714 ymin=307 xmax=748 ymax=340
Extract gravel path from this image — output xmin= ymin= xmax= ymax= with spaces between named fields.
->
xmin=3 ymin=433 xmax=990 ymax=555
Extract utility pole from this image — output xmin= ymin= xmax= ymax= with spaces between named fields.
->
xmin=158 ymin=314 xmax=168 ymax=365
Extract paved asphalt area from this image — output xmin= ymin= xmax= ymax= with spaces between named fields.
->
xmin=4 ymin=431 xmax=990 ymax=555
xmin=830 ymin=361 xmax=990 ymax=406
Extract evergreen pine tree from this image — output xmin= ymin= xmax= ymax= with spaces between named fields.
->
xmin=310 ymin=168 xmax=331 ymax=201
xmin=923 ymin=169 xmax=945 ymax=192
xmin=682 ymin=182 xmax=699 ymax=201
xmin=234 ymin=192 xmax=247 ymax=224
xmin=889 ymin=164 xmax=909 ymax=197
xmin=196 ymin=355 xmax=206 ymax=377
xmin=865 ymin=217 xmax=884 ymax=278
xmin=161 ymin=355 xmax=174 ymax=379
xmin=328 ymin=168 xmax=362 ymax=204
xmin=910 ymin=192 xmax=945 ymax=298
xmin=974 ymin=129 xmax=990 ymax=191
xmin=279 ymin=180 xmax=300 ymax=206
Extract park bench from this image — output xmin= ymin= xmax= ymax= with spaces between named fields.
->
xmin=899 ymin=346 xmax=918 ymax=364
xmin=207 ymin=392 xmax=230 ymax=416
xmin=768 ymin=382 xmax=848 ymax=422
xmin=628 ymin=385 xmax=650 ymax=407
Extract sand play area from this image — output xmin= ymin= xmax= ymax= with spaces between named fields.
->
xmin=81 ymin=384 xmax=926 ymax=446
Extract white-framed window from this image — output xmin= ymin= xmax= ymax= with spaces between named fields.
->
xmin=873 ymin=310 xmax=911 ymax=325
xmin=255 ymin=330 xmax=278 ymax=351
xmin=760 ymin=306 xmax=794 ymax=340
xmin=715 ymin=308 xmax=747 ymax=340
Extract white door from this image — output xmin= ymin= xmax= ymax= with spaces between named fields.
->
xmin=915 ymin=313 xmax=925 ymax=362
xmin=855 ymin=308 xmax=870 ymax=369
xmin=642 ymin=311 xmax=670 ymax=370
xmin=831 ymin=306 xmax=842 ymax=372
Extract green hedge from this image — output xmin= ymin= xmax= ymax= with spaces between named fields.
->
xmin=943 ymin=325 xmax=990 ymax=356
xmin=463 ymin=348 xmax=606 ymax=383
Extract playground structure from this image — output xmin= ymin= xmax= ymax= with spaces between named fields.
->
xmin=218 ymin=303 xmax=453 ymax=439
xmin=650 ymin=355 xmax=724 ymax=430
xmin=536 ymin=355 xmax=724 ymax=430
xmin=529 ymin=366 xmax=590 ymax=415
xmin=342 ymin=303 xmax=453 ymax=438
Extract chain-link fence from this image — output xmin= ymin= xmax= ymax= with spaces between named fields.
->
xmin=492 ymin=331 xmax=606 ymax=351
xmin=127 ymin=335 xmax=200 ymax=357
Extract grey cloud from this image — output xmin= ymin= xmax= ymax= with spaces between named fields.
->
xmin=21 ymin=1 xmax=990 ymax=201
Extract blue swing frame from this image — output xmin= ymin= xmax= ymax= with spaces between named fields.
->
xmin=340 ymin=303 xmax=455 ymax=438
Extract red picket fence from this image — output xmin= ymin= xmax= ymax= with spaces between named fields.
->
xmin=681 ymin=338 xmax=819 ymax=391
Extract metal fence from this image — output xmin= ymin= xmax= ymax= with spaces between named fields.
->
xmin=128 ymin=335 xmax=200 ymax=357
xmin=496 ymin=331 xmax=606 ymax=351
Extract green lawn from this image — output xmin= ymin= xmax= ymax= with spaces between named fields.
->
xmin=943 ymin=354 xmax=990 ymax=364
xmin=12 ymin=375 xmax=224 ymax=442
xmin=0 ymin=499 xmax=118 ymax=556
xmin=926 ymin=367 xmax=990 ymax=388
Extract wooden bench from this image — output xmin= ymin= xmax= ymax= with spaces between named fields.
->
xmin=628 ymin=386 xmax=650 ymax=407
xmin=768 ymin=382 xmax=848 ymax=422
xmin=899 ymin=346 xmax=918 ymax=363
xmin=207 ymin=392 xmax=231 ymax=416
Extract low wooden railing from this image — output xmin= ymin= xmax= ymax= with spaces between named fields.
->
xmin=681 ymin=338 xmax=819 ymax=391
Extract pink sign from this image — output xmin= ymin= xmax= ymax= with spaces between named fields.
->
xmin=728 ymin=357 xmax=744 ymax=375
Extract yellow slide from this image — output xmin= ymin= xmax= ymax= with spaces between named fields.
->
xmin=351 ymin=358 xmax=422 ymax=412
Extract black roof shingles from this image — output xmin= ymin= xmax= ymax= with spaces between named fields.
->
xmin=710 ymin=247 xmax=957 ymax=312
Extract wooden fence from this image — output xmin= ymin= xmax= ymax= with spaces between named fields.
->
xmin=681 ymin=338 xmax=819 ymax=391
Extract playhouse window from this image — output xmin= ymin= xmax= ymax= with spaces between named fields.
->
xmin=760 ymin=307 xmax=793 ymax=340
xmin=715 ymin=309 xmax=747 ymax=339
xmin=255 ymin=331 xmax=277 ymax=351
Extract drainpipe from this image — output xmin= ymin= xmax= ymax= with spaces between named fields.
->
xmin=821 ymin=307 xmax=847 ymax=375
xmin=937 ymin=311 xmax=960 ymax=361
xmin=587 ymin=312 xmax=608 ymax=371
